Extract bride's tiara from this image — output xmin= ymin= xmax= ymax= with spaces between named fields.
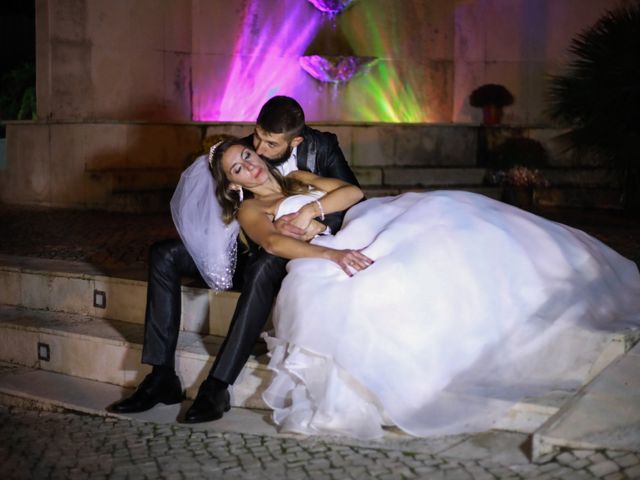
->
xmin=208 ymin=140 xmax=225 ymax=168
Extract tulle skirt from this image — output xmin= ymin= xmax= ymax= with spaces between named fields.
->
xmin=262 ymin=191 xmax=640 ymax=438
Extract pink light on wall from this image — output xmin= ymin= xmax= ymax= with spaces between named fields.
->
xmin=195 ymin=1 xmax=323 ymax=121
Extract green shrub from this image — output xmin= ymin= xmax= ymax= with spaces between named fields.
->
xmin=548 ymin=2 xmax=640 ymax=208
xmin=0 ymin=62 xmax=36 ymax=120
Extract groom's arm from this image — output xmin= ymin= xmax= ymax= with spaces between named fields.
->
xmin=274 ymin=131 xmax=360 ymax=239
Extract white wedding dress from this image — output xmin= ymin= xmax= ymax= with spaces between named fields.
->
xmin=262 ymin=190 xmax=640 ymax=439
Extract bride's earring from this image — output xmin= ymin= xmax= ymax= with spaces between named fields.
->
xmin=231 ymin=186 xmax=243 ymax=203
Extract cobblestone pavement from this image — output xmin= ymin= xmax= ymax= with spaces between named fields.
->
xmin=0 ymin=405 xmax=638 ymax=480
xmin=1 ymin=204 xmax=639 ymax=273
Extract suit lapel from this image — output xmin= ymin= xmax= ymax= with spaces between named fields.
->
xmin=296 ymin=129 xmax=317 ymax=173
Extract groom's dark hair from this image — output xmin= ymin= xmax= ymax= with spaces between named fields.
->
xmin=256 ymin=96 xmax=305 ymax=140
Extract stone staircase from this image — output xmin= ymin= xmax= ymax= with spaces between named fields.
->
xmin=91 ymin=163 xmax=621 ymax=214
xmin=0 ymin=255 xmax=264 ymax=405
xmin=1 ymin=251 xmax=639 ymax=451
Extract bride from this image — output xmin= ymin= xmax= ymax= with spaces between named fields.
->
xmin=209 ymin=137 xmax=640 ymax=439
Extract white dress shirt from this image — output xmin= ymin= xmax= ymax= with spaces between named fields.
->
xmin=275 ymin=147 xmax=298 ymax=176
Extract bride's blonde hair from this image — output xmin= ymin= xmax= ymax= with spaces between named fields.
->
xmin=209 ymin=137 xmax=310 ymax=224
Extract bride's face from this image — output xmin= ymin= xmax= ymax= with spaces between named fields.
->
xmin=222 ymin=144 xmax=270 ymax=189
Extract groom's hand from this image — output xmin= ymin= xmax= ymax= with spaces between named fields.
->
xmin=274 ymin=212 xmax=307 ymax=240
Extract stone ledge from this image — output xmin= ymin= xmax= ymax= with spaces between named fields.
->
xmin=383 ymin=168 xmax=487 ymax=187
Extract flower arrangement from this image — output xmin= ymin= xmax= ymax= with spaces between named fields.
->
xmin=486 ymin=166 xmax=548 ymax=188
xmin=469 ymin=84 xmax=514 ymax=108
xmin=486 ymin=137 xmax=549 ymax=186
xmin=504 ymin=165 xmax=549 ymax=187
xmin=487 ymin=165 xmax=549 ymax=210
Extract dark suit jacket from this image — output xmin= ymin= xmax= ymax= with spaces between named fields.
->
xmin=244 ymin=126 xmax=360 ymax=233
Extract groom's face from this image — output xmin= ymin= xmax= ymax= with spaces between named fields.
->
xmin=253 ymin=126 xmax=301 ymax=166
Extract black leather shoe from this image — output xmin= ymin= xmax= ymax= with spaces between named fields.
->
xmin=108 ymin=372 xmax=184 ymax=413
xmin=181 ymin=382 xmax=231 ymax=423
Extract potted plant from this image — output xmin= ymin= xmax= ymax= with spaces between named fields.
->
xmin=485 ymin=137 xmax=549 ymax=210
xmin=469 ymin=84 xmax=514 ymax=125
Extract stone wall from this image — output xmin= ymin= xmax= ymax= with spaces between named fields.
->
xmin=1 ymin=122 xmax=202 ymax=209
xmin=34 ymin=0 xmax=628 ymax=124
xmin=35 ymin=0 xmax=193 ymax=122
xmin=1 ymin=121 xmax=618 ymax=210
xmin=2 ymin=0 xmax=626 ymax=210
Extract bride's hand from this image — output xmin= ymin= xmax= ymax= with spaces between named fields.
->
xmin=289 ymin=203 xmax=317 ymax=231
xmin=273 ymin=212 xmax=307 ymax=240
xmin=328 ymin=249 xmax=374 ymax=277
xmin=273 ymin=214 xmax=327 ymax=242
xmin=300 ymin=220 xmax=327 ymax=241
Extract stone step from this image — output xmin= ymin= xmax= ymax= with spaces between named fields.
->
xmin=531 ymin=342 xmax=640 ymax=461
xmin=0 ymin=255 xmax=239 ymax=337
xmin=363 ymin=185 xmax=502 ymax=199
xmin=108 ymin=188 xmax=174 ymax=213
xmin=86 ymin=166 xmax=183 ymax=191
xmin=356 ymin=166 xmax=618 ymax=189
xmin=0 ymin=304 xmax=637 ymax=434
xmin=535 ymin=186 xmax=623 ymax=209
xmin=382 ymin=167 xmax=488 ymax=187
xmin=107 ymin=185 xmax=503 ymax=214
xmin=0 ymin=366 xmax=282 ymax=439
xmin=0 ymin=306 xmax=269 ymax=409
xmin=77 ymin=159 xmax=623 ymax=213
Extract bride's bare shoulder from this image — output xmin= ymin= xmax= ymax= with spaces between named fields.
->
xmin=238 ymin=198 xmax=261 ymax=212
xmin=238 ymin=198 xmax=276 ymax=220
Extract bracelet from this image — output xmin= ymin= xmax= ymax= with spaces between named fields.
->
xmin=313 ymin=199 xmax=325 ymax=221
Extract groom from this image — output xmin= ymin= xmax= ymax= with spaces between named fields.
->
xmin=109 ymin=96 xmax=360 ymax=422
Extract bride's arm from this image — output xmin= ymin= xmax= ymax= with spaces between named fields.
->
xmin=237 ymin=200 xmax=372 ymax=276
xmin=287 ymin=170 xmax=363 ymax=231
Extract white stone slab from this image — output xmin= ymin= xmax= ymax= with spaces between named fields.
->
xmin=181 ymin=286 xmax=210 ymax=333
xmin=93 ymin=277 xmax=147 ymax=324
xmin=0 ymin=367 xmax=470 ymax=453
xmin=0 ymin=269 xmax=21 ymax=305
xmin=532 ymin=352 xmax=640 ymax=460
xmin=494 ymin=390 xmax=573 ymax=434
xmin=0 ymin=326 xmax=40 ymax=367
xmin=438 ymin=431 xmax=531 ymax=465
xmin=209 ymin=290 xmax=241 ymax=337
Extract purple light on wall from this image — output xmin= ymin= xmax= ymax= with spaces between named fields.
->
xmin=196 ymin=0 xmax=323 ymax=121
xmin=299 ymin=55 xmax=377 ymax=83
xmin=307 ymin=0 xmax=354 ymax=15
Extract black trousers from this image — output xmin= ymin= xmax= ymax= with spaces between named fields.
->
xmin=141 ymin=238 xmax=288 ymax=385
